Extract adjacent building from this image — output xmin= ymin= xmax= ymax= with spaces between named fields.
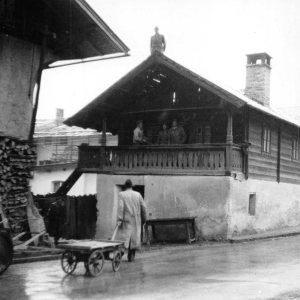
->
xmin=63 ymin=51 xmax=300 ymax=240
xmin=0 ymin=0 xmax=129 ymax=233
xmin=0 ymin=0 xmax=129 ymax=141
xmin=30 ymin=109 xmax=117 ymax=195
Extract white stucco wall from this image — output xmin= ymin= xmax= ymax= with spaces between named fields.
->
xmin=96 ymin=173 xmax=300 ymax=240
xmin=30 ymin=168 xmax=97 ymax=196
xmin=96 ymin=174 xmax=231 ymax=240
xmin=228 ymin=178 xmax=300 ymax=237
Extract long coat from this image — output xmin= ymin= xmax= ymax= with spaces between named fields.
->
xmin=115 ymin=189 xmax=147 ymax=249
xmin=168 ymin=126 xmax=186 ymax=144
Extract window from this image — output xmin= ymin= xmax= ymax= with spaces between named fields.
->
xmin=249 ymin=193 xmax=256 ymax=216
xmin=262 ymin=124 xmax=271 ymax=154
xmin=292 ymin=135 xmax=299 ymax=160
xmin=195 ymin=124 xmax=211 ymax=144
xmin=58 ymin=137 xmax=68 ymax=145
xmin=52 ymin=181 xmax=63 ymax=193
xmin=45 ymin=137 xmax=52 ymax=145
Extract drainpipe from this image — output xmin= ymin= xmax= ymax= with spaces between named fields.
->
xmin=225 ymin=112 xmax=233 ymax=175
xmin=28 ymin=26 xmax=49 ymax=145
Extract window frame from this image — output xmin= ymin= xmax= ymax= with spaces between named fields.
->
xmin=52 ymin=181 xmax=64 ymax=193
xmin=292 ymin=132 xmax=299 ymax=161
xmin=44 ymin=136 xmax=52 ymax=145
xmin=261 ymin=123 xmax=271 ymax=155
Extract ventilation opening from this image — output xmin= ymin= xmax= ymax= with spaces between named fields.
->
xmin=249 ymin=193 xmax=256 ymax=216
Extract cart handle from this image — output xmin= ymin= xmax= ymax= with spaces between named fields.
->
xmin=111 ymin=225 xmax=119 ymax=241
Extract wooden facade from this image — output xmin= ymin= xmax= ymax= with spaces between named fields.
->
xmin=248 ymin=109 xmax=300 ymax=184
xmin=63 ymin=51 xmax=300 ymax=188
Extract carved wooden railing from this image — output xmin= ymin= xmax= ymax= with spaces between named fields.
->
xmin=78 ymin=144 xmax=244 ymax=175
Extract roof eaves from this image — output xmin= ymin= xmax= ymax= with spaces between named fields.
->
xmin=64 ymin=54 xmax=155 ymax=126
xmin=65 ymin=50 xmax=300 ymax=129
xmin=75 ymin=0 xmax=130 ymax=54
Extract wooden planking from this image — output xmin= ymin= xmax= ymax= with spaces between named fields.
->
xmin=280 ymin=177 xmax=300 ymax=185
xmin=279 ymin=124 xmax=300 ymax=182
xmin=247 ymin=171 xmax=277 ymax=181
xmin=248 ymin=110 xmax=279 ymax=181
xmin=280 ymin=162 xmax=300 ymax=173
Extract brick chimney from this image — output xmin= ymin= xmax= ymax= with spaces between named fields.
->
xmin=245 ymin=53 xmax=272 ymax=107
xmin=55 ymin=108 xmax=64 ymax=126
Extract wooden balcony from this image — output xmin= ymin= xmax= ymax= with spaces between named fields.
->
xmin=78 ymin=144 xmax=244 ymax=176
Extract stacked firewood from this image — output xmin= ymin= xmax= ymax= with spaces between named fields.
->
xmin=0 ymin=138 xmax=36 ymax=236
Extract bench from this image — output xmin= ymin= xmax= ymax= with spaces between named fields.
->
xmin=145 ymin=217 xmax=197 ymax=244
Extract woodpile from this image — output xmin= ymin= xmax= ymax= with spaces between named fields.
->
xmin=0 ymin=138 xmax=36 ymax=236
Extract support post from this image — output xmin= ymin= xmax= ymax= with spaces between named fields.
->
xmin=277 ymin=126 xmax=281 ymax=183
xmin=100 ymin=119 xmax=107 ymax=146
xmin=226 ymin=112 xmax=233 ymax=144
xmin=244 ymin=107 xmax=250 ymax=179
xmin=28 ymin=25 xmax=48 ymax=145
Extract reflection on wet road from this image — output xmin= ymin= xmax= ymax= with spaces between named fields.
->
xmin=1 ymin=235 xmax=300 ymax=300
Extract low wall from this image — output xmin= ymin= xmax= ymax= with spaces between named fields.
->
xmin=228 ymin=178 xmax=300 ymax=237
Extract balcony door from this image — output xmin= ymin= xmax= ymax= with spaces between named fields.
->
xmin=189 ymin=122 xmax=211 ymax=144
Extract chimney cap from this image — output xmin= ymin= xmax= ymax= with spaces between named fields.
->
xmin=246 ymin=52 xmax=272 ymax=66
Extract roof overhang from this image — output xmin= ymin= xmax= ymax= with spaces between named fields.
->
xmin=64 ymin=51 xmax=247 ymax=131
xmin=0 ymin=0 xmax=129 ymax=60
xmin=64 ymin=51 xmax=300 ymax=132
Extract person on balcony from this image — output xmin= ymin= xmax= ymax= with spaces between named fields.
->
xmin=168 ymin=119 xmax=186 ymax=144
xmin=133 ymin=120 xmax=148 ymax=145
xmin=157 ymin=123 xmax=168 ymax=144
xmin=116 ymin=179 xmax=147 ymax=262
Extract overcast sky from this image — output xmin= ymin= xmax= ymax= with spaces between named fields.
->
xmin=37 ymin=0 xmax=300 ymax=120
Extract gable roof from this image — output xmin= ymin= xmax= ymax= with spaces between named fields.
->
xmin=64 ymin=50 xmax=300 ymax=130
xmin=0 ymin=0 xmax=129 ymax=59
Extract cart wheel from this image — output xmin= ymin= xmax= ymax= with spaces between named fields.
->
xmin=112 ymin=250 xmax=122 ymax=272
xmin=61 ymin=251 xmax=77 ymax=275
xmin=87 ymin=250 xmax=104 ymax=277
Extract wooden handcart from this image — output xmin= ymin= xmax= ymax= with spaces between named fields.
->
xmin=57 ymin=240 xmax=124 ymax=277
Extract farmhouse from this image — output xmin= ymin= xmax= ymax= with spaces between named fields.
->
xmin=64 ymin=51 xmax=300 ymax=240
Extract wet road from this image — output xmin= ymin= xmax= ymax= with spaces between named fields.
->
xmin=1 ymin=236 xmax=300 ymax=300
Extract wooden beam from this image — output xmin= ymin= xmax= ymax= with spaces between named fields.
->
xmin=120 ymin=106 xmax=222 ymax=115
xmin=277 ymin=125 xmax=281 ymax=183
xmin=100 ymin=119 xmax=107 ymax=146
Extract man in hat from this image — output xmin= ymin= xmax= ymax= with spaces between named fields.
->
xmin=133 ymin=120 xmax=148 ymax=144
xmin=116 ymin=179 xmax=147 ymax=262
xmin=150 ymin=26 xmax=166 ymax=54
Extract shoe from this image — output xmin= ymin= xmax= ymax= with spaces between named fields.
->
xmin=127 ymin=250 xmax=135 ymax=262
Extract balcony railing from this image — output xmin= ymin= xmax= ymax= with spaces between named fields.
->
xmin=78 ymin=144 xmax=244 ymax=176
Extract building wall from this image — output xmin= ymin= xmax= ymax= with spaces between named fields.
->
xmin=248 ymin=108 xmax=300 ymax=184
xmin=248 ymin=109 xmax=279 ymax=181
xmin=0 ymin=33 xmax=58 ymax=140
xmin=96 ymin=174 xmax=231 ymax=240
xmin=30 ymin=167 xmax=97 ymax=195
xmin=280 ymin=122 xmax=300 ymax=184
xmin=96 ymin=172 xmax=300 ymax=240
xmin=35 ymin=135 xmax=118 ymax=165
xmin=228 ymin=178 xmax=300 ymax=237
